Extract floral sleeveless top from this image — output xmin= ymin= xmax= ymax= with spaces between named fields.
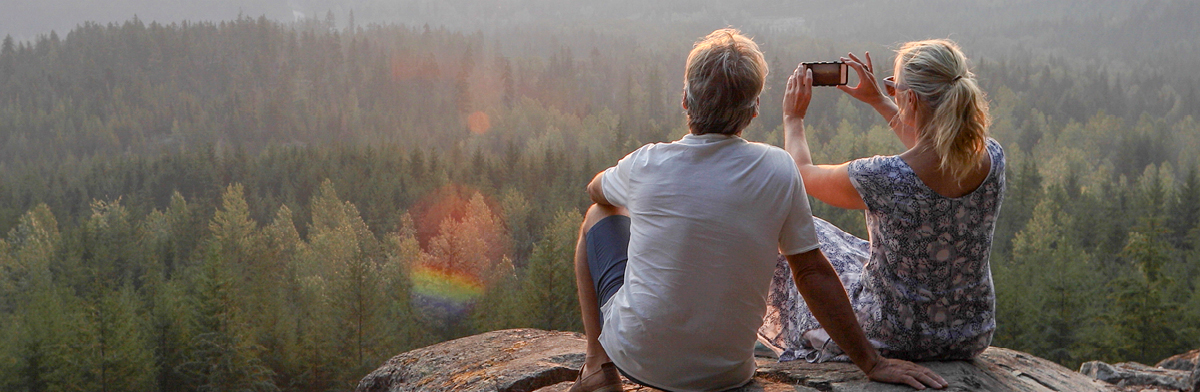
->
xmin=847 ymin=138 xmax=1006 ymax=360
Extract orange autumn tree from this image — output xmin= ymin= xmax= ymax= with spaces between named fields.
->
xmin=408 ymin=189 xmax=513 ymax=317
xmin=420 ymin=192 xmax=511 ymax=283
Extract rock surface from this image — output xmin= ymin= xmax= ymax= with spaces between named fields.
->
xmin=1156 ymin=349 xmax=1199 ymax=372
xmin=356 ymin=328 xmax=1117 ymax=392
xmin=1157 ymin=349 xmax=1200 ymax=391
xmin=1079 ymin=361 xmax=1192 ymax=391
xmin=1076 ymin=350 xmax=1200 ymax=392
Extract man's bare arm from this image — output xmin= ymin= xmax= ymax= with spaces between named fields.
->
xmin=785 ymin=249 xmax=947 ymax=390
xmin=586 ymin=171 xmax=612 ymax=206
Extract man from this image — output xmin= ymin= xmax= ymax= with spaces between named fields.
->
xmin=569 ymin=29 xmax=948 ymax=392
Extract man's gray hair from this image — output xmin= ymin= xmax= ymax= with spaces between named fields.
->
xmin=683 ymin=29 xmax=767 ymax=135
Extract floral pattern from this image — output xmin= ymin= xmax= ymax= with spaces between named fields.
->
xmin=759 ymin=138 xmax=1005 ymax=362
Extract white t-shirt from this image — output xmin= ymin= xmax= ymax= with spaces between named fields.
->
xmin=598 ymin=133 xmax=819 ymax=392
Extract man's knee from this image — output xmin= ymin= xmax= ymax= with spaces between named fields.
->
xmin=581 ymin=204 xmax=628 ymax=235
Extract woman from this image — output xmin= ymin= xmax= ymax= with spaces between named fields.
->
xmin=758 ymin=39 xmax=1005 ymax=362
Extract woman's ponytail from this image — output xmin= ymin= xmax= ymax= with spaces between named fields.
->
xmin=895 ymin=40 xmax=990 ymax=182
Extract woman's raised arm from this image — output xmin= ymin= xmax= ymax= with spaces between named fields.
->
xmin=784 ymin=64 xmax=867 ymax=210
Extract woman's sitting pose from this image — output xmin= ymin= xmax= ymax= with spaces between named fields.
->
xmin=759 ymin=39 xmax=1006 ymax=362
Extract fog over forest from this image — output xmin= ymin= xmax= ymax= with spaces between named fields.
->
xmin=1 ymin=1 xmax=1198 ymax=392
xmin=5 ymin=0 xmax=1197 ymax=79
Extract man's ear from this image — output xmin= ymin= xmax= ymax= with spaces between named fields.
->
xmin=681 ymin=95 xmax=688 ymax=111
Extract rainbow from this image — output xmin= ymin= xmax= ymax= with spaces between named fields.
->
xmin=410 ymin=265 xmax=485 ymax=303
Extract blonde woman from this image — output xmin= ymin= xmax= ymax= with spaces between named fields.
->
xmin=759 ymin=39 xmax=1005 ymax=363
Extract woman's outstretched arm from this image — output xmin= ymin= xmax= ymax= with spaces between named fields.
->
xmin=784 ymin=64 xmax=867 ymax=210
xmin=838 ymin=52 xmax=918 ymax=149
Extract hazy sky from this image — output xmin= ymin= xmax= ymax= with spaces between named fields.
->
xmin=3 ymin=0 xmax=1194 ymax=81
xmin=0 ymin=0 xmax=1139 ymax=40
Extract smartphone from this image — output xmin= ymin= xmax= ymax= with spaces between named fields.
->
xmin=802 ymin=61 xmax=848 ymax=86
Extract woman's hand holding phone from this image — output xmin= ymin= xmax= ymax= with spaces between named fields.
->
xmin=784 ymin=64 xmax=813 ymax=122
xmin=837 ymin=52 xmax=888 ymax=107
xmin=839 ymin=51 xmax=917 ymax=148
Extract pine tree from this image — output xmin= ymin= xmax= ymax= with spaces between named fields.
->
xmin=499 ymin=188 xmax=533 ymax=261
xmin=0 ymin=34 xmax=14 ymax=78
xmin=379 ymin=213 xmax=431 ymax=352
xmin=178 ymin=246 xmax=278 ymax=392
xmin=146 ymin=279 xmax=192 ymax=392
xmin=259 ymin=204 xmax=308 ymax=386
xmin=1102 ymin=219 xmax=1183 ymax=364
xmin=1168 ymin=166 xmax=1200 ymax=248
xmin=1003 ymin=198 xmax=1098 ymax=367
xmin=0 ymin=205 xmax=88 ymax=392
xmin=993 ymin=154 xmax=1043 ymax=257
xmin=80 ymin=285 xmax=155 ymax=392
xmin=518 ymin=209 xmax=583 ymax=332
xmin=83 ymin=198 xmax=140 ymax=292
xmin=306 ymin=179 xmax=389 ymax=388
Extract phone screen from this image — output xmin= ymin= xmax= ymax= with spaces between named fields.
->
xmin=806 ymin=62 xmax=847 ymax=86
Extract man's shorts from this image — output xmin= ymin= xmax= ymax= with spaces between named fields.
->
xmin=586 ymin=215 xmax=630 ymax=311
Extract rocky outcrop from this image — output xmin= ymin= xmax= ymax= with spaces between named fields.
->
xmin=356 ymin=329 xmax=1117 ymax=392
xmin=1159 ymin=349 xmax=1200 ymax=392
xmin=355 ymin=329 xmax=586 ymax=392
xmin=1156 ymin=349 xmax=1200 ymax=372
xmin=1078 ymin=349 xmax=1200 ymax=392
xmin=1079 ymin=361 xmax=1192 ymax=391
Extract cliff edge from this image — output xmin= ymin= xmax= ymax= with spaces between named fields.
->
xmin=355 ymin=328 xmax=1121 ymax=392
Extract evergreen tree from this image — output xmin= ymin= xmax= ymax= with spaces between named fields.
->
xmin=179 ymin=246 xmax=278 ymax=392
xmin=1168 ymin=166 xmax=1200 ymax=248
xmin=0 ymin=34 xmax=13 ymax=78
xmin=308 ymin=180 xmax=387 ymax=387
xmin=999 ymin=197 xmax=1098 ymax=367
xmin=80 ymin=285 xmax=155 ymax=392
xmin=1102 ymin=222 xmax=1183 ymax=365
xmin=146 ymin=279 xmax=192 ymax=392
xmin=0 ymin=205 xmax=88 ymax=392
xmin=379 ymin=213 xmax=431 ymax=352
xmin=82 ymin=198 xmax=140 ymax=292
xmin=518 ymin=209 xmax=583 ymax=332
xmin=993 ymin=154 xmax=1043 ymax=257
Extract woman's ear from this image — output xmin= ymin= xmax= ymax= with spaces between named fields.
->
xmin=752 ymin=97 xmax=760 ymax=118
xmin=902 ymin=90 xmax=930 ymax=127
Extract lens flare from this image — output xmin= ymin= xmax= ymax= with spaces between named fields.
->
xmin=467 ymin=111 xmax=491 ymax=135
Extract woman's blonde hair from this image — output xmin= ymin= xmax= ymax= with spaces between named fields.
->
xmin=684 ymin=28 xmax=767 ymax=135
xmin=895 ymin=39 xmax=990 ymax=181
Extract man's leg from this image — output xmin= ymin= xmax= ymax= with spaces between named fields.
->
xmin=575 ymin=203 xmax=627 ymax=378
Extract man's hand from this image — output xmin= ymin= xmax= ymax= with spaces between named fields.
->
xmin=866 ymin=357 xmax=948 ymax=390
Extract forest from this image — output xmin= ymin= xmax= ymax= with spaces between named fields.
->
xmin=1 ymin=2 xmax=1199 ymax=391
